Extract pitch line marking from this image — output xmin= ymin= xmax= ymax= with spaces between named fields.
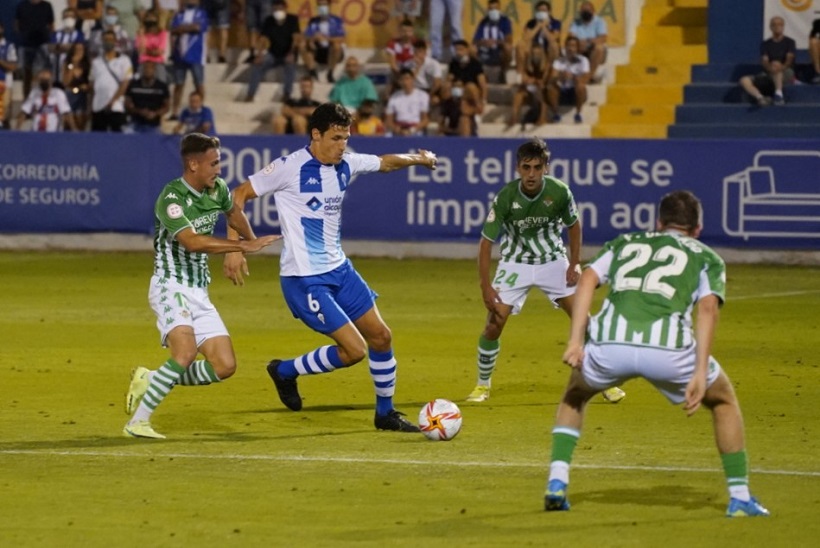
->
xmin=732 ymin=289 xmax=820 ymax=301
xmin=1 ymin=449 xmax=819 ymax=478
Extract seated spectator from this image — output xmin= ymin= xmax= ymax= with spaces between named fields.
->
xmin=516 ymin=1 xmax=560 ymax=78
xmin=174 ymin=90 xmax=216 ymax=135
xmin=739 ymin=16 xmax=795 ymax=106
xmin=385 ymin=18 xmax=418 ymax=83
xmin=568 ymin=1 xmax=607 ymax=82
xmin=0 ymin=22 xmax=19 ymax=128
xmin=16 ymin=68 xmax=76 ymax=131
xmin=135 ymin=10 xmax=169 ymax=83
xmin=301 ymin=0 xmax=346 ymax=82
xmin=246 ymin=0 xmax=300 ymax=102
xmin=448 ymin=39 xmax=487 ymax=114
xmin=510 ymin=44 xmax=550 ymax=127
xmin=438 ymin=79 xmax=479 ymax=136
xmin=70 ymin=0 xmax=103 ymax=40
xmin=328 ymin=56 xmax=379 ymax=113
xmin=125 ymin=60 xmax=170 ymax=133
xmin=472 ymin=0 xmax=513 ymax=83
xmin=89 ymin=29 xmax=133 ymax=132
xmin=88 ymin=5 xmax=133 ymax=59
xmin=50 ymin=7 xmax=85 ymax=71
xmin=203 ymin=0 xmax=229 ymax=63
xmin=351 ymin=98 xmax=385 ymax=136
xmin=272 ymin=76 xmax=321 ymax=134
xmin=410 ymin=39 xmax=443 ymax=106
xmin=808 ymin=18 xmax=819 ymax=84
xmin=385 ymin=67 xmax=429 ymax=136
xmin=60 ymin=41 xmax=91 ymax=130
xmin=169 ymin=0 xmax=209 ymax=119
xmin=546 ymin=35 xmax=589 ymax=123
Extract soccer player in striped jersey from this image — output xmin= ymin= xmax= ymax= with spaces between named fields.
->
xmin=226 ymin=102 xmax=438 ymax=432
xmin=466 ymin=139 xmax=625 ymax=404
xmin=544 ymin=190 xmax=769 ymax=517
xmin=123 ymin=133 xmax=280 ymax=439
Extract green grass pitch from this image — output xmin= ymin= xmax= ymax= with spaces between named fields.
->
xmin=1 ymin=251 xmax=819 ymax=547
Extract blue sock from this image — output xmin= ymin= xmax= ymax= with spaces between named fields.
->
xmin=369 ymin=348 xmax=397 ymax=416
xmin=278 ymin=346 xmax=345 ymax=379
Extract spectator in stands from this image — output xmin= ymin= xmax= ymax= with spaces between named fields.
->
xmin=568 ymin=1 xmax=607 ymax=83
xmin=69 ymin=0 xmax=103 ymax=40
xmin=812 ymin=19 xmax=820 ymax=84
xmin=385 ymin=18 xmax=418 ymax=82
xmin=89 ymin=29 xmax=133 ymax=131
xmin=429 ymin=0 xmax=463 ymax=62
xmin=50 ymin=7 xmax=85 ymax=73
xmin=328 ymin=56 xmax=379 ymax=113
xmin=516 ymin=1 xmax=560 ymax=78
xmin=546 ymin=35 xmax=589 ymax=124
xmin=272 ymin=76 xmax=321 ymax=134
xmin=739 ymin=16 xmax=795 ymax=106
xmin=510 ymin=43 xmax=550 ymax=127
xmin=16 ymin=67 xmax=76 ymax=131
xmin=174 ymin=90 xmax=216 ymax=135
xmin=152 ymin=0 xmax=179 ymax=31
xmin=15 ymin=0 xmax=55 ymax=99
xmin=106 ymin=0 xmax=145 ymax=40
xmin=351 ymin=98 xmax=385 ymax=136
xmin=410 ymin=39 xmax=443 ymax=106
xmin=88 ymin=5 xmax=133 ymax=59
xmin=136 ymin=11 xmax=169 ymax=83
xmin=245 ymin=0 xmax=300 ymax=102
xmin=301 ymin=0 xmax=346 ymax=83
xmin=243 ymin=0 xmax=273 ymax=63
xmin=447 ymin=39 xmax=487 ymax=115
xmin=60 ymin=41 xmax=91 ymax=130
xmin=472 ymin=0 xmax=513 ymax=84
xmin=203 ymin=0 xmax=230 ymax=63
xmin=438 ymin=79 xmax=478 ymax=136
xmin=125 ymin=60 xmax=170 ymax=133
xmin=169 ymin=0 xmax=209 ymax=120
xmin=0 ymin=22 xmax=19 ymax=129
xmin=385 ymin=67 xmax=429 ymax=136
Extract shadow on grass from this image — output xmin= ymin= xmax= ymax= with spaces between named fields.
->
xmin=573 ymin=484 xmax=725 ymax=512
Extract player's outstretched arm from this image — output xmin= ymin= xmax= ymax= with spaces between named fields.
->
xmin=175 ymin=227 xmax=278 ymax=255
xmin=379 ymin=149 xmax=438 ymax=172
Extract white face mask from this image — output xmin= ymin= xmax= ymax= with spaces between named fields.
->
xmin=104 ymin=15 xmax=118 ymax=26
xmin=318 ymin=5 xmax=330 ymax=16
xmin=451 ymin=87 xmax=463 ymax=98
xmin=273 ymin=10 xmax=286 ymax=22
xmin=535 ymin=11 xmax=549 ymax=22
xmin=63 ymin=17 xmax=76 ymax=29
xmin=488 ymin=9 xmax=501 ymax=22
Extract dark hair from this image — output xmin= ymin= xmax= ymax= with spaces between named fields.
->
xmin=359 ymin=98 xmax=377 ymax=108
xmin=398 ymin=67 xmax=414 ymax=78
xmin=65 ymin=42 xmax=90 ymax=73
xmin=308 ymin=102 xmax=353 ymax=134
xmin=401 ymin=18 xmax=414 ymax=27
xmin=181 ymin=133 xmax=220 ymax=158
xmin=516 ymin=139 xmax=550 ymax=165
xmin=413 ymin=38 xmax=427 ymax=49
xmin=659 ymin=190 xmax=702 ymax=231
xmin=565 ymin=35 xmax=580 ymax=47
xmin=453 ymin=39 xmax=469 ymax=49
xmin=535 ymin=1 xmax=551 ymax=10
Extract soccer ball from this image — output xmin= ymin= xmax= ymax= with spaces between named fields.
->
xmin=418 ymin=399 xmax=463 ymax=441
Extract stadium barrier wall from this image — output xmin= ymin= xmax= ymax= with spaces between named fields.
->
xmin=1 ymin=133 xmax=819 ymax=253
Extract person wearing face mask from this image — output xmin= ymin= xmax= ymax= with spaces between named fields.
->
xmin=300 ymin=0 xmax=346 ymax=83
xmin=510 ymin=44 xmax=549 ymax=128
xmin=546 ymin=35 xmax=590 ymax=124
xmin=105 ymin=0 xmax=146 ymax=39
xmin=16 ymin=67 xmax=76 ymax=132
xmin=89 ymin=29 xmax=133 ymax=131
xmin=447 ymin=40 xmax=487 ymax=115
xmin=471 ymin=0 xmax=513 ymax=84
xmin=439 ymin=79 xmax=478 ymax=137
xmin=88 ymin=5 xmax=133 ymax=59
xmin=69 ymin=0 xmax=103 ymax=40
xmin=203 ymin=0 xmax=230 ymax=63
xmin=49 ymin=8 xmax=84 ymax=73
xmin=245 ymin=0 xmax=300 ymax=102
xmin=568 ymin=0 xmax=607 ymax=83
xmin=169 ymin=0 xmax=209 ymax=120
xmin=0 ymin=22 xmax=19 ymax=129
xmin=517 ymin=1 xmax=561 ymax=79
xmin=136 ymin=10 xmax=169 ymax=83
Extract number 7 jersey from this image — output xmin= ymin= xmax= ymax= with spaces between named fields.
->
xmin=586 ymin=230 xmax=726 ymax=350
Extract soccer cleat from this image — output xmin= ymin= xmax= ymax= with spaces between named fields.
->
xmin=123 ymin=420 xmax=166 ymax=439
xmin=374 ymin=409 xmax=420 ymax=432
xmin=465 ymin=385 xmax=490 ymax=403
xmin=726 ymin=496 xmax=770 ymax=517
xmin=773 ymin=94 xmax=785 ymax=106
xmin=602 ymin=386 xmax=626 ymax=403
xmin=266 ymin=359 xmax=302 ymax=411
xmin=125 ymin=366 xmax=150 ymax=415
xmin=544 ymin=479 xmax=570 ymax=511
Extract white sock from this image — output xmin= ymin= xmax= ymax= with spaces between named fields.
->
xmin=729 ymin=485 xmax=751 ymax=502
xmin=549 ymin=461 xmax=570 ymax=484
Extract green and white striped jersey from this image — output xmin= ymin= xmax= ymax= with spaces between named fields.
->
xmin=481 ymin=176 xmax=579 ymax=264
xmin=587 ymin=230 xmax=726 ymax=350
xmin=153 ymin=177 xmax=233 ymax=288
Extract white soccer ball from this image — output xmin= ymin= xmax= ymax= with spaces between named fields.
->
xmin=418 ymin=399 xmax=463 ymax=441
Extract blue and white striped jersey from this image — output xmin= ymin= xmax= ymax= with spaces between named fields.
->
xmin=249 ymin=146 xmax=381 ymax=277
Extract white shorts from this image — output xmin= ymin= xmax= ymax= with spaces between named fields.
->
xmin=581 ymin=342 xmax=722 ymax=404
xmin=493 ymin=259 xmax=575 ymax=314
xmin=148 ymin=274 xmax=228 ymax=348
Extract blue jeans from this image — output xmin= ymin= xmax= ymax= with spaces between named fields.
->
xmin=429 ymin=0 xmax=463 ymax=60
xmin=247 ymin=53 xmax=296 ymax=99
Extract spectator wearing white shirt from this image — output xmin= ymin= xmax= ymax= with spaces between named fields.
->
xmin=568 ymin=1 xmax=607 ymax=82
xmin=16 ymin=68 xmax=76 ymax=131
xmin=385 ymin=68 xmax=429 ymax=136
xmin=410 ymin=40 xmax=442 ymax=106
xmin=546 ymin=36 xmax=589 ymax=124
xmin=89 ymin=29 xmax=133 ymax=132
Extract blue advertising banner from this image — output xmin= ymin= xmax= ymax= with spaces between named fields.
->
xmin=1 ymin=133 xmax=818 ymax=250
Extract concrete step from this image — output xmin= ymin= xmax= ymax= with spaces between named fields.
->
xmin=640 ymin=5 xmax=707 ymax=26
xmin=480 ymin=122 xmax=591 ymax=138
xmin=598 ymin=104 xmax=677 ymax=125
xmin=607 ymin=84 xmax=683 ymax=105
xmin=630 ymin=44 xmax=707 ymax=65
xmin=615 ymin=64 xmax=692 ymax=85
xmin=675 ymin=103 xmax=820 ymax=124
xmin=684 ymin=82 xmax=820 ymax=104
xmin=592 ymin=123 xmax=669 ymax=139
xmin=668 ymin=123 xmax=820 ymax=138
xmin=635 ymin=24 xmax=707 ymax=45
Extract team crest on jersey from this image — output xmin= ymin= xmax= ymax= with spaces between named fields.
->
xmin=262 ymin=161 xmax=276 ymax=175
xmin=167 ymin=203 xmax=183 ymax=219
xmin=543 ymin=197 xmax=553 ymax=206
xmin=165 ymin=192 xmax=178 ymax=200
xmin=487 ymin=208 xmax=496 ymax=222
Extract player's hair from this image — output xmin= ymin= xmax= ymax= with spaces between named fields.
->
xmin=180 ymin=133 xmax=220 ymax=159
xmin=516 ymin=139 xmax=550 ymax=165
xmin=658 ymin=190 xmax=702 ymax=231
xmin=309 ymin=102 xmax=353 ymax=134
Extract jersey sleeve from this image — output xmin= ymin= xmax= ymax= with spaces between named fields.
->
xmin=587 ymin=238 xmax=618 ymax=284
xmin=481 ymin=193 xmax=505 ymax=242
xmin=560 ymin=185 xmax=580 ymax=226
xmin=214 ymin=178 xmax=233 ymax=212
xmin=249 ymin=156 xmax=291 ymax=197
xmin=696 ymin=247 xmax=726 ymax=305
xmin=155 ymin=188 xmax=193 ymax=238
xmin=344 ymin=152 xmax=381 ymax=175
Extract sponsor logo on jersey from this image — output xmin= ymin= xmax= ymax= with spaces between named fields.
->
xmin=307 ymin=197 xmax=322 ymax=211
xmin=306 ymin=176 xmax=320 ymax=186
xmin=186 ymin=197 xmax=193 ymax=207
xmin=512 ymin=202 xmax=522 ymax=210
xmin=167 ymin=203 xmax=183 ymax=219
